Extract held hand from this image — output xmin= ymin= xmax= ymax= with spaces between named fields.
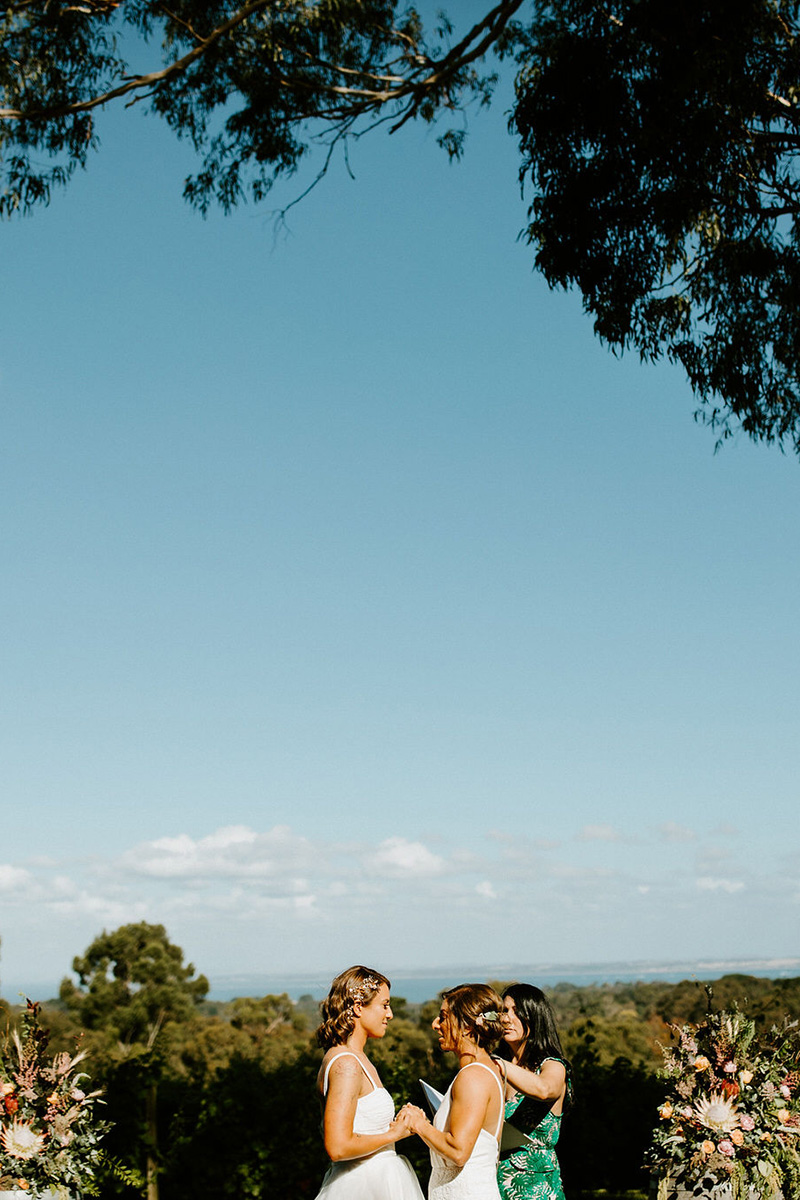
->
xmin=397 ymin=1103 xmax=428 ymax=1135
xmin=389 ymin=1111 xmax=413 ymax=1141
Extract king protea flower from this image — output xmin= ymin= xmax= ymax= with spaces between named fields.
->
xmin=0 ymin=1118 xmax=46 ymax=1158
xmin=693 ymin=1092 xmax=739 ymax=1132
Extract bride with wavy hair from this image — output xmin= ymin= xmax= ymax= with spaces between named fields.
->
xmin=401 ymin=982 xmax=506 ymax=1200
xmin=313 ymin=965 xmax=424 ymax=1200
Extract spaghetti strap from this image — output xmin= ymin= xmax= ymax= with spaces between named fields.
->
xmin=457 ymin=1061 xmax=505 ymax=1139
xmin=322 ymin=1051 xmax=379 ymax=1096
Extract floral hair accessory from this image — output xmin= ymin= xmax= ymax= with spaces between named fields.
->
xmin=475 ymin=1009 xmax=499 ymax=1027
xmin=348 ymin=975 xmax=380 ymax=1005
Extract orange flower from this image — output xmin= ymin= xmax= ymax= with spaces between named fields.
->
xmin=658 ymin=1102 xmax=674 ymax=1120
xmin=701 ymin=1140 xmax=715 ymax=1155
xmin=740 ymin=1070 xmax=754 ymax=1086
xmin=16 ymin=1182 xmax=30 ymax=1191
xmin=693 ymin=1056 xmax=711 ymax=1072
xmin=730 ymin=1129 xmax=744 ymax=1145
xmin=777 ymin=1109 xmax=791 ymax=1124
xmin=761 ymin=1131 xmax=773 ymax=1142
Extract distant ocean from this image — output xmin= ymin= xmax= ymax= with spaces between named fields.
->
xmin=203 ymin=956 xmax=800 ymax=1003
xmin=5 ymin=957 xmax=799 ymax=1005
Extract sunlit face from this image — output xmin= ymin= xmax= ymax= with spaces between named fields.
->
xmin=432 ymin=999 xmax=457 ymax=1052
xmin=356 ymin=983 xmax=393 ymax=1039
xmin=502 ymin=995 xmax=527 ymax=1048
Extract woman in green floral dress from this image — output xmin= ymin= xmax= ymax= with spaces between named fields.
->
xmin=494 ymin=985 xmax=572 ymax=1200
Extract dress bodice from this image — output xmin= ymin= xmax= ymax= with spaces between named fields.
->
xmin=429 ymin=1062 xmax=504 ymax=1200
xmin=322 ymin=1052 xmax=395 ymax=1138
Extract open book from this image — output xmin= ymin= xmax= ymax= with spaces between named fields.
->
xmin=418 ymin=1079 xmax=533 ymax=1153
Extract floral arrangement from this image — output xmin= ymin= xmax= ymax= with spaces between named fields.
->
xmin=0 ymin=1001 xmax=108 ymax=1197
xmin=646 ymin=1004 xmax=800 ymax=1200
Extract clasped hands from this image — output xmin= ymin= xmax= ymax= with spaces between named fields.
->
xmin=393 ymin=1102 xmax=428 ymax=1137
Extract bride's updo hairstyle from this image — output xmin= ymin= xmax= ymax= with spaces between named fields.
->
xmin=441 ymin=982 xmax=505 ymax=1049
xmin=317 ymin=965 xmax=390 ymax=1050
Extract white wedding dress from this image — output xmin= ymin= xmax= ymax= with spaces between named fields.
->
xmin=428 ymin=1062 xmax=504 ymax=1200
xmin=314 ymin=1052 xmax=425 ymax=1200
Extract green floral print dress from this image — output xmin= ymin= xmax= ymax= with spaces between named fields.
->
xmin=496 ymin=1059 xmax=568 ymax=1200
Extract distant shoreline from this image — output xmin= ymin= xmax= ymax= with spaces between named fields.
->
xmin=7 ymin=956 xmax=799 ymax=1005
xmin=203 ymin=956 xmax=800 ymax=1003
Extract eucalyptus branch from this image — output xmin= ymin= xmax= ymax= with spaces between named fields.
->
xmin=0 ymin=0 xmax=525 ymax=126
xmin=0 ymin=0 xmax=277 ymax=120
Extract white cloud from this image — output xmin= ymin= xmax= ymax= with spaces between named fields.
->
xmin=49 ymin=886 xmax=147 ymax=925
xmin=0 ymin=865 xmax=34 ymax=892
xmin=696 ymin=877 xmax=745 ymax=894
xmin=476 ymin=880 xmax=496 ymax=900
xmin=121 ymin=825 xmax=314 ymax=880
xmin=372 ymin=837 xmax=445 ymax=877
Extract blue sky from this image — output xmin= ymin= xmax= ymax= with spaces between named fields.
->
xmin=1 ymin=7 xmax=799 ymax=997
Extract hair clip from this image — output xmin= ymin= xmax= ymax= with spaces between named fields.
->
xmin=475 ymin=1009 xmax=499 ymax=1027
xmin=348 ymin=975 xmax=380 ymax=1005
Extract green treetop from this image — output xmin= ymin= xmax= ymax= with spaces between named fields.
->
xmin=59 ymin=921 xmax=209 ymax=1047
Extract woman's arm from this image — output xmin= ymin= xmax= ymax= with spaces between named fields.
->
xmin=403 ymin=1070 xmax=494 ymax=1168
xmin=323 ymin=1057 xmax=410 ymax=1161
xmin=501 ymin=1057 xmax=566 ymax=1104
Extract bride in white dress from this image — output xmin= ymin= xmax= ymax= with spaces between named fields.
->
xmin=314 ymin=965 xmax=425 ymax=1200
xmin=400 ymin=983 xmax=506 ymax=1200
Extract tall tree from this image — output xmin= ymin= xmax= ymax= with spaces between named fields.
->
xmin=60 ymin=922 xmax=208 ymax=1200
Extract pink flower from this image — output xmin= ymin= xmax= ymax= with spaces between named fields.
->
xmin=723 ymin=1061 xmax=736 ymax=1074
xmin=718 ymin=1139 xmax=735 ymax=1156
xmin=739 ymin=1114 xmax=755 ymax=1131
xmin=780 ymin=1084 xmax=791 ymax=1099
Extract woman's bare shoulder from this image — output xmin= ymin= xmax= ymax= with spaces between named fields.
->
xmin=453 ymin=1061 xmax=502 ymax=1094
xmin=319 ymin=1049 xmax=363 ymax=1083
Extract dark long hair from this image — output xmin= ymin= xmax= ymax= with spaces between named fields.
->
xmin=497 ymin=983 xmax=571 ymax=1078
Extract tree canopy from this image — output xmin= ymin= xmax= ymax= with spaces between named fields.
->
xmin=0 ymin=1 xmax=522 ymax=215
xmin=513 ymin=0 xmax=800 ymax=449
xmin=3 ymin=0 xmax=800 ymax=450
xmin=59 ymin=921 xmax=209 ymax=1046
